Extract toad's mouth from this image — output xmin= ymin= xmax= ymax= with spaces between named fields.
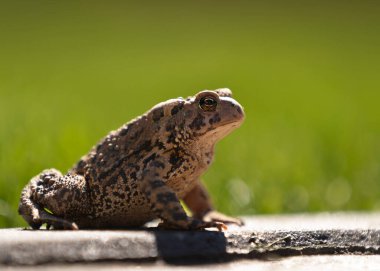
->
xmin=196 ymin=119 xmax=244 ymax=139
xmin=214 ymin=121 xmax=243 ymax=135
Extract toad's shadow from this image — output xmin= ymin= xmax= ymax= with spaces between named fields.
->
xmin=150 ymin=228 xmax=228 ymax=264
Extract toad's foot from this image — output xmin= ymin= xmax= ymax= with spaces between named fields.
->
xmin=158 ymin=219 xmax=227 ymax=231
xmin=21 ymin=207 xmax=79 ymax=230
xmin=32 ymin=209 xmax=78 ymax=230
xmin=202 ymin=210 xmax=244 ymax=226
xmin=44 ymin=216 xmax=79 ymax=230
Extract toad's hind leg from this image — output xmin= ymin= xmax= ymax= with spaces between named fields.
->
xmin=18 ymin=169 xmax=90 ymax=230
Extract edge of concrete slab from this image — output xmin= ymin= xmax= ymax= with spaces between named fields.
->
xmin=1 ymin=213 xmax=380 ymax=265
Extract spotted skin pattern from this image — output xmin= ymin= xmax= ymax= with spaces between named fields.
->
xmin=19 ymin=89 xmax=245 ymax=230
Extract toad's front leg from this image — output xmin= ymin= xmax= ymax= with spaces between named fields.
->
xmin=183 ymin=180 xmax=244 ymax=226
xmin=138 ymin=163 xmax=226 ymax=231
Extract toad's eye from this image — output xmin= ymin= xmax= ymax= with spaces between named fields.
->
xmin=199 ymin=96 xmax=218 ymax=111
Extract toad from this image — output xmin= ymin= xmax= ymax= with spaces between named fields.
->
xmin=19 ymin=88 xmax=245 ymax=230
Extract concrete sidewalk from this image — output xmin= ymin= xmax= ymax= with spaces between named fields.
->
xmin=3 ymin=256 xmax=380 ymax=271
xmin=1 ymin=212 xmax=380 ymax=268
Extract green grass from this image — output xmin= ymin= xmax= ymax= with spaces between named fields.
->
xmin=1 ymin=0 xmax=380 ymax=228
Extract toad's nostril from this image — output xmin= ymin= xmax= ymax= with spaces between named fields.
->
xmin=236 ymin=107 xmax=242 ymax=114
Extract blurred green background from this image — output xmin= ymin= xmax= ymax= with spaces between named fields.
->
xmin=1 ymin=0 xmax=379 ymax=228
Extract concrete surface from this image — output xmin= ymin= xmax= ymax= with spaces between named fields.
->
xmin=3 ymin=256 xmax=380 ymax=271
xmin=1 ymin=212 xmax=380 ymax=268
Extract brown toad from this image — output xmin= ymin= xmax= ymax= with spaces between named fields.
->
xmin=19 ymin=88 xmax=245 ymax=230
